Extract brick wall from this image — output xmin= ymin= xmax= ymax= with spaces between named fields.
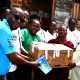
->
xmin=11 ymin=0 xmax=22 ymax=7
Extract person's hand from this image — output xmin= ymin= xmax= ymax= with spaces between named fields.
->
xmin=31 ymin=61 xmax=40 ymax=66
xmin=31 ymin=61 xmax=40 ymax=70
xmin=29 ymin=52 xmax=34 ymax=56
xmin=28 ymin=52 xmax=35 ymax=59
xmin=68 ymin=63 xmax=76 ymax=69
xmin=26 ymin=57 xmax=33 ymax=61
xmin=26 ymin=53 xmax=31 ymax=58
xmin=19 ymin=53 xmax=33 ymax=61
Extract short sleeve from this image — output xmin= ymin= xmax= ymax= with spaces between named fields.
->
xmin=37 ymin=35 xmax=42 ymax=42
xmin=21 ymin=29 xmax=28 ymax=42
xmin=0 ymin=27 xmax=16 ymax=54
xmin=73 ymin=52 xmax=80 ymax=66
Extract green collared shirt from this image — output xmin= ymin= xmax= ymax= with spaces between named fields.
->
xmin=21 ymin=29 xmax=42 ymax=52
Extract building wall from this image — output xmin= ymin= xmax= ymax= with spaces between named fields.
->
xmin=11 ymin=0 xmax=22 ymax=7
xmin=11 ymin=0 xmax=80 ymax=20
xmin=71 ymin=2 xmax=80 ymax=19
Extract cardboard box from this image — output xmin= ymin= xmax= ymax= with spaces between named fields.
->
xmin=30 ymin=42 xmax=73 ymax=68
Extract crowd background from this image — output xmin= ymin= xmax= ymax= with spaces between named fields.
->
xmin=0 ymin=0 xmax=80 ymax=80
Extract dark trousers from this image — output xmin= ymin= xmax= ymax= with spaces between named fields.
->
xmin=15 ymin=65 xmax=32 ymax=80
xmin=7 ymin=71 xmax=16 ymax=80
xmin=34 ymin=67 xmax=69 ymax=80
xmin=0 ymin=75 xmax=6 ymax=80
xmin=7 ymin=65 xmax=32 ymax=80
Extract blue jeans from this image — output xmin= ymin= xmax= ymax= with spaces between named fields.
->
xmin=0 ymin=75 xmax=6 ymax=80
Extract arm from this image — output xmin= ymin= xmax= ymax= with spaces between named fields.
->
xmin=68 ymin=51 xmax=80 ymax=69
xmin=18 ymin=53 xmax=33 ymax=61
xmin=20 ymin=45 xmax=28 ymax=56
xmin=20 ymin=45 xmax=33 ymax=58
xmin=7 ymin=52 xmax=37 ymax=68
xmin=68 ymin=63 xmax=76 ymax=69
xmin=0 ymin=26 xmax=38 ymax=68
xmin=21 ymin=29 xmax=31 ymax=56
xmin=48 ymin=39 xmax=56 ymax=43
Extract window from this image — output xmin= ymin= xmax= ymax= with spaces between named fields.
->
xmin=54 ymin=0 xmax=74 ymax=24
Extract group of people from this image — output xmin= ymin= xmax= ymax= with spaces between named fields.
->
xmin=0 ymin=0 xmax=80 ymax=80
xmin=37 ymin=18 xmax=80 ymax=80
xmin=0 ymin=0 xmax=42 ymax=80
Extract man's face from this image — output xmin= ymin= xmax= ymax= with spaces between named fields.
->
xmin=49 ymin=22 xmax=56 ymax=33
xmin=68 ymin=19 xmax=76 ymax=31
xmin=7 ymin=13 xmax=23 ymax=30
xmin=58 ymin=26 xmax=67 ymax=37
xmin=13 ymin=14 xmax=25 ymax=29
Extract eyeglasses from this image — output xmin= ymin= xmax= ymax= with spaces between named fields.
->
xmin=14 ymin=15 xmax=25 ymax=22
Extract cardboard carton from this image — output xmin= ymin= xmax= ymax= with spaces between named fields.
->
xmin=30 ymin=42 xmax=73 ymax=68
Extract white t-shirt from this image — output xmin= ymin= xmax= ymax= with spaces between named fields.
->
xmin=68 ymin=47 xmax=80 ymax=80
xmin=37 ymin=29 xmax=58 ymax=42
xmin=12 ymin=28 xmax=22 ymax=53
xmin=67 ymin=29 xmax=80 ymax=48
xmin=44 ymin=30 xmax=58 ymax=42
xmin=9 ymin=28 xmax=22 ymax=72
xmin=37 ymin=29 xmax=46 ymax=42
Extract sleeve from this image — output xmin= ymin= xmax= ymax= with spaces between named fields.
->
xmin=65 ymin=41 xmax=74 ymax=49
xmin=38 ymin=37 xmax=42 ymax=42
xmin=48 ymin=39 xmax=55 ymax=43
xmin=21 ymin=29 xmax=25 ymax=42
xmin=76 ymin=62 xmax=80 ymax=66
xmin=0 ymin=28 xmax=16 ymax=54
xmin=77 ymin=33 xmax=80 ymax=44
xmin=73 ymin=52 xmax=80 ymax=66
xmin=37 ymin=35 xmax=42 ymax=42
xmin=21 ymin=29 xmax=27 ymax=42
